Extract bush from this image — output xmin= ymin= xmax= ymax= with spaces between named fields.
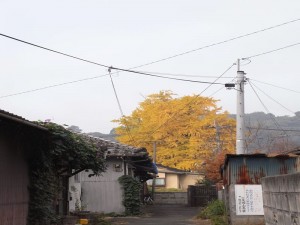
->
xmin=198 ymin=200 xmax=228 ymax=225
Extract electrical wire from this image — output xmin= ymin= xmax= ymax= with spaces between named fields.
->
xmin=248 ymin=80 xmax=289 ymax=150
xmin=110 ymin=67 xmax=225 ymax=85
xmin=0 ymin=74 xmax=109 ymax=99
xmin=0 ymin=33 xmax=110 ymax=68
xmin=109 ymin=71 xmax=136 ymax=145
xmin=135 ymin=70 xmax=235 ymax=79
xmin=247 ymin=127 xmax=300 ymax=132
xmin=243 ymin=41 xmax=300 ymax=59
xmin=251 ymin=79 xmax=300 ymax=94
xmin=0 ymin=70 xmax=226 ymax=99
xmin=126 ymin=18 xmax=300 ymax=68
xmin=0 ymin=18 xmax=299 ymax=98
xmin=0 ymin=18 xmax=299 ymax=75
xmin=146 ymin=63 xmax=235 ymax=137
xmin=249 ymin=80 xmax=295 ymax=114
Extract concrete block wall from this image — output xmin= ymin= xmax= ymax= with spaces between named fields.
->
xmin=154 ymin=192 xmax=187 ymax=205
xmin=262 ymin=172 xmax=300 ymax=225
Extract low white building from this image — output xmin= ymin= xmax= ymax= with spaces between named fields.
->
xmin=69 ymin=137 xmax=156 ymax=214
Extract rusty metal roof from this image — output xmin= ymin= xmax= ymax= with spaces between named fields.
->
xmin=222 ymin=154 xmax=300 ymax=185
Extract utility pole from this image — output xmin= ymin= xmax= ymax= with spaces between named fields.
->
xmin=214 ymin=120 xmax=221 ymax=153
xmin=236 ymin=59 xmax=246 ymax=154
xmin=151 ymin=141 xmax=157 ymax=199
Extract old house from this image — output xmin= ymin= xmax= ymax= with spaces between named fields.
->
xmin=148 ymin=164 xmax=203 ymax=190
xmin=69 ymin=136 xmax=156 ymax=214
xmin=0 ymin=110 xmax=48 ymax=225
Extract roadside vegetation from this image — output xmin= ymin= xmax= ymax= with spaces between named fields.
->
xmin=197 ymin=200 xmax=228 ymax=225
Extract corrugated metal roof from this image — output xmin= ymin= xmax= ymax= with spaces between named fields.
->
xmin=223 ymin=154 xmax=300 ymax=185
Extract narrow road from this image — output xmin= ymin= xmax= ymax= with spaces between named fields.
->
xmin=110 ymin=205 xmax=210 ymax=225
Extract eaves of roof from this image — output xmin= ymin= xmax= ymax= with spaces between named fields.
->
xmin=0 ymin=109 xmax=47 ymax=131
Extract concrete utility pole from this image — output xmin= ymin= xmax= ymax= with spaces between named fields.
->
xmin=236 ymin=59 xmax=246 ymax=154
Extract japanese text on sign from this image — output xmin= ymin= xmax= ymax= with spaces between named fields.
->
xmin=235 ymin=185 xmax=264 ymax=215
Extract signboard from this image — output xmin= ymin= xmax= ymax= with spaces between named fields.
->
xmin=235 ymin=185 xmax=264 ymax=215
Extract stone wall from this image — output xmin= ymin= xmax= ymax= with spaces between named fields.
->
xmin=261 ymin=172 xmax=300 ymax=225
xmin=154 ymin=192 xmax=187 ymax=205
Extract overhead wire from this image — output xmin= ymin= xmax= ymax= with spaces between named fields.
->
xmin=0 ymin=74 xmax=109 ymax=99
xmin=109 ymin=67 xmax=225 ymax=85
xmin=2 ymin=18 xmax=298 ymax=69
xmin=146 ymin=63 xmax=235 ymax=138
xmin=135 ymin=70 xmax=235 ymax=79
xmin=0 ymin=70 xmax=226 ymax=99
xmin=0 ymin=18 xmax=299 ymax=98
xmin=249 ymin=80 xmax=295 ymax=114
xmin=125 ymin=18 xmax=300 ymax=68
xmin=251 ymin=79 xmax=300 ymax=94
xmin=108 ymin=70 xmax=136 ymax=145
xmin=243 ymin=41 xmax=300 ymax=59
xmin=248 ymin=80 xmax=289 ymax=151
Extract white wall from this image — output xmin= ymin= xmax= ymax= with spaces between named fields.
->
xmin=69 ymin=159 xmax=127 ymax=214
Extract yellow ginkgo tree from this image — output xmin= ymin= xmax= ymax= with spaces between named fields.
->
xmin=113 ymin=90 xmax=235 ymax=171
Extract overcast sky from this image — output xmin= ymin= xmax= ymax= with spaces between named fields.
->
xmin=1 ymin=1 xmax=300 ymax=133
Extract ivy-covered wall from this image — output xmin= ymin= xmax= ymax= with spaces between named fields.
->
xmin=26 ymin=122 xmax=107 ymax=225
xmin=118 ymin=175 xmax=142 ymax=215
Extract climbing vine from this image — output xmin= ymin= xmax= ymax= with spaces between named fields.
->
xmin=27 ymin=122 xmax=106 ymax=225
xmin=118 ymin=175 xmax=142 ymax=215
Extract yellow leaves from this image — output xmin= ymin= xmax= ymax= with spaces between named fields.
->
xmin=113 ymin=91 xmax=236 ymax=171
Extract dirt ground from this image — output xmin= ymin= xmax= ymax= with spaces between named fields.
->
xmin=109 ymin=205 xmax=211 ymax=225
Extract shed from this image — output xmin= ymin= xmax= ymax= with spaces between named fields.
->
xmin=69 ymin=136 xmax=156 ymax=214
xmin=0 ymin=110 xmax=48 ymax=225
xmin=221 ymin=153 xmax=300 ymax=225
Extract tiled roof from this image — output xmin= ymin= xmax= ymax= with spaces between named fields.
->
xmin=84 ymin=135 xmax=149 ymax=157
xmin=0 ymin=109 xmax=47 ymax=130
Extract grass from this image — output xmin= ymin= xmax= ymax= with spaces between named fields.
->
xmin=197 ymin=200 xmax=228 ymax=225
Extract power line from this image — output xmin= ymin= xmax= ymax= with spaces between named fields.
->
xmin=146 ymin=63 xmax=234 ymax=136
xmin=249 ymin=80 xmax=295 ymax=114
xmin=0 ymin=18 xmax=299 ymax=98
xmin=243 ymin=41 xmax=300 ymax=59
xmin=110 ymin=67 xmax=225 ymax=85
xmin=247 ymin=127 xmax=300 ymax=132
xmin=248 ymin=80 xmax=289 ymax=150
xmin=251 ymin=79 xmax=300 ymax=94
xmin=109 ymin=71 xmax=136 ymax=145
xmin=0 ymin=69 xmax=226 ymax=99
xmin=0 ymin=74 xmax=109 ymax=99
xmin=0 ymin=33 xmax=110 ymax=68
xmin=127 ymin=18 xmax=300 ymax=68
xmin=0 ymin=18 xmax=299 ymax=73
xmin=136 ymin=70 xmax=235 ymax=79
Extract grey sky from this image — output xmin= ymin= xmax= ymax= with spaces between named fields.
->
xmin=1 ymin=1 xmax=300 ymax=133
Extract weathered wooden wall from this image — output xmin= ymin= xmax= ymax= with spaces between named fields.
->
xmin=0 ymin=137 xmax=29 ymax=225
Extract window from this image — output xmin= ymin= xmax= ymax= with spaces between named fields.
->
xmin=146 ymin=178 xmax=166 ymax=186
xmin=155 ymin=178 xmax=165 ymax=186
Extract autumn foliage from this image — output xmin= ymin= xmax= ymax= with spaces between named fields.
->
xmin=113 ymin=91 xmax=235 ymax=171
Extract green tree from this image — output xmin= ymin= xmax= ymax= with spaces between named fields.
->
xmin=114 ymin=91 xmax=235 ymax=170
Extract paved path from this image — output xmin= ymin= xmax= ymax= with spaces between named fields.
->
xmin=110 ymin=205 xmax=210 ymax=225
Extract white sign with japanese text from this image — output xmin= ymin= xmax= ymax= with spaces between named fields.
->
xmin=235 ymin=185 xmax=264 ymax=215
